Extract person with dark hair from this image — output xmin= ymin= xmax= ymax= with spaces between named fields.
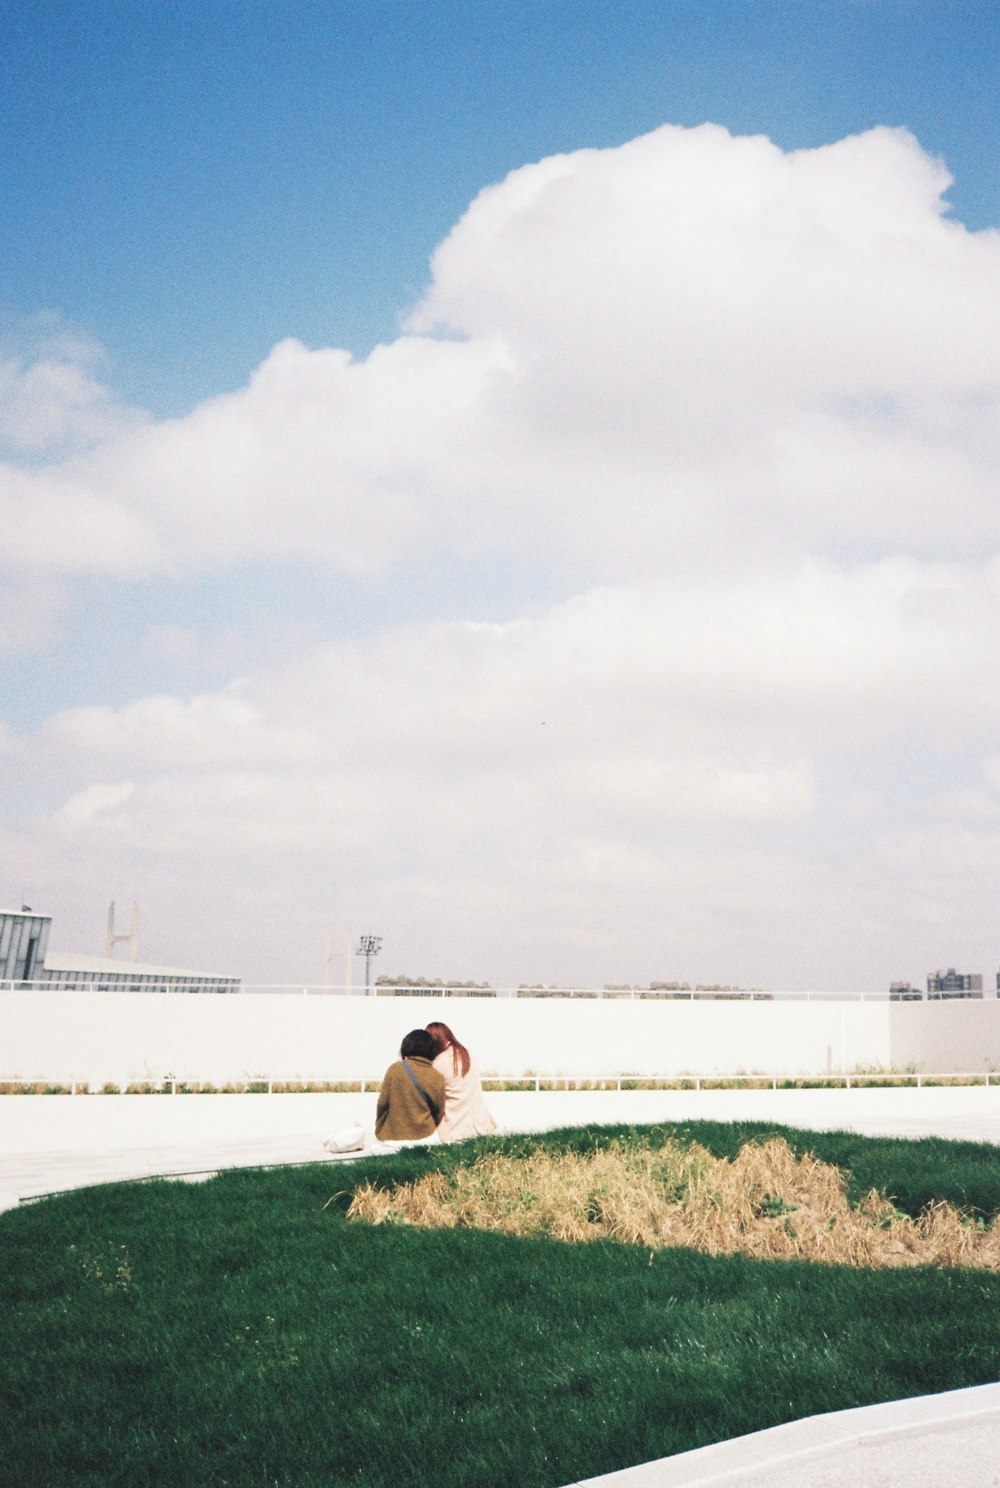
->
xmin=374 ymin=1029 xmax=447 ymax=1144
xmin=426 ymin=1021 xmax=497 ymax=1142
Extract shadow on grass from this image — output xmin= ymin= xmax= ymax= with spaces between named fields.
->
xmin=3 ymin=1121 xmax=1000 ymax=1487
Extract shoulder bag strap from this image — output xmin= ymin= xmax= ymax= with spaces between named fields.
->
xmin=401 ymin=1058 xmax=437 ymax=1114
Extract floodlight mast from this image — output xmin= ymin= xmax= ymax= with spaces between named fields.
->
xmin=357 ymin=934 xmax=382 ymax=995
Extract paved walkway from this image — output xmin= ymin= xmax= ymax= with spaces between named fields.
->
xmin=573 ymin=1382 xmax=1000 ymax=1487
xmin=4 ymin=1085 xmax=1000 ymax=1210
xmin=4 ymin=1086 xmax=1000 ymax=1486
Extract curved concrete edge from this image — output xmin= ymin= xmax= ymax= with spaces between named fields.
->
xmin=5 ymin=1144 xmax=381 ymax=1211
xmin=569 ymin=1381 xmax=1000 ymax=1487
xmin=5 ymin=1085 xmax=1000 ymax=1212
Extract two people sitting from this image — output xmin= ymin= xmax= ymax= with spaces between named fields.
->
xmin=375 ymin=1020 xmax=496 ymax=1146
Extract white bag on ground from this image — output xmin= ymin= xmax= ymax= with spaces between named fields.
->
xmin=323 ymin=1123 xmax=365 ymax=1154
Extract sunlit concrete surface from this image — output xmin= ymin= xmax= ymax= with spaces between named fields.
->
xmin=0 ymin=1092 xmax=370 ymax=1212
xmin=570 ymin=1382 xmax=1000 ymax=1487
xmin=3 ymin=1085 xmax=1000 ymax=1211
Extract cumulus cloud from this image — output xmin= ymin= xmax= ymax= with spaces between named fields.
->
xmin=0 ymin=315 xmax=145 ymax=459
xmin=2 ymin=123 xmax=998 ymax=586
xmin=0 ymin=333 xmax=509 ymax=576
xmin=4 ymin=123 xmax=1000 ymax=986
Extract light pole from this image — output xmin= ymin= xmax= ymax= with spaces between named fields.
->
xmin=357 ymin=934 xmax=382 ymax=995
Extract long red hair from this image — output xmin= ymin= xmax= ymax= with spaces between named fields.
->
xmin=425 ymin=1021 xmax=471 ymax=1078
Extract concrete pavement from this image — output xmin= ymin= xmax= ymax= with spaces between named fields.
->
xmin=5 ymin=1084 xmax=1000 ymax=1209
xmin=572 ymin=1382 xmax=1000 ymax=1487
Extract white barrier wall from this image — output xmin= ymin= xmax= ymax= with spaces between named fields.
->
xmin=3 ymin=991 xmax=999 ymax=1086
xmin=889 ymin=1001 xmax=1000 ymax=1074
xmin=0 ymin=990 xmax=899 ymax=1084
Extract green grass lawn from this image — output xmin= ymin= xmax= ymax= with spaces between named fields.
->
xmin=3 ymin=1121 xmax=1000 ymax=1488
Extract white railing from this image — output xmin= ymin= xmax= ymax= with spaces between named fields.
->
xmin=0 ymin=979 xmax=934 ymax=1001
xmin=1 ymin=1071 xmax=996 ymax=1095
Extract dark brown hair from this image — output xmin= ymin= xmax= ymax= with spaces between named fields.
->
xmin=400 ymin=1029 xmax=439 ymax=1061
xmin=425 ymin=1021 xmax=470 ymax=1078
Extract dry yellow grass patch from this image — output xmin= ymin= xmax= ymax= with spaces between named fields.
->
xmin=346 ymin=1138 xmax=1000 ymax=1269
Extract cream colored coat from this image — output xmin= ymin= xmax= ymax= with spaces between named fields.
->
xmin=431 ymin=1048 xmax=498 ymax=1141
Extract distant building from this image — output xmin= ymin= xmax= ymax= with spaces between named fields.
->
xmin=374 ymin=975 xmax=496 ymax=998
xmin=889 ymin=981 xmax=922 ymax=1001
xmin=0 ymin=908 xmax=240 ymax=992
xmin=926 ymin=968 xmax=983 ymax=1000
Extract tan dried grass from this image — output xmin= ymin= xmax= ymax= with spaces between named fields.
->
xmin=346 ymin=1138 xmax=1000 ymax=1270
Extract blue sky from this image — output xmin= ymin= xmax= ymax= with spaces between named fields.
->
xmin=5 ymin=1 xmax=998 ymax=414
xmin=2 ymin=2 xmax=999 ymax=990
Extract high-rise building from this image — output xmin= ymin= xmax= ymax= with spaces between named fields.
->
xmin=926 ymin=968 xmax=983 ymax=999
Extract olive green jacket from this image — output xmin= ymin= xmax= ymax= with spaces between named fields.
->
xmin=375 ymin=1056 xmax=446 ymax=1140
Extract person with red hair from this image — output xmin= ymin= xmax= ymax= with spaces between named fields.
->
xmin=425 ymin=1021 xmax=497 ymax=1142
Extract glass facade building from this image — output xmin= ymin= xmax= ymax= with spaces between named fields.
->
xmin=0 ymin=909 xmax=240 ymax=992
xmin=0 ymin=910 xmax=50 ymax=985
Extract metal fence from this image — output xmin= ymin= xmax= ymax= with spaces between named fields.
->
xmin=2 ymin=1071 xmax=997 ymax=1095
xmin=1 ymin=979 xmax=929 ymax=1001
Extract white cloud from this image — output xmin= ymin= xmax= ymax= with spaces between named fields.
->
xmin=0 ymin=332 xmax=510 ymax=576
xmin=0 ymin=315 xmax=145 ymax=458
xmin=4 ymin=123 xmax=1000 ymax=987
xmin=1 ymin=124 xmax=998 ymax=584
xmin=15 ymin=549 xmax=997 ymax=951
xmin=0 ymin=575 xmax=69 ymax=656
xmin=43 ymin=691 xmax=319 ymax=770
xmin=405 ymin=124 xmax=1000 ymax=563
xmin=50 ymin=780 xmax=136 ymax=833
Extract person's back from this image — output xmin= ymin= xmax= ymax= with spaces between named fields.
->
xmin=375 ymin=1029 xmax=447 ymax=1143
xmin=427 ymin=1020 xmax=497 ymax=1142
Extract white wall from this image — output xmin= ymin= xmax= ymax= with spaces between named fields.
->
xmin=1 ymin=990 xmax=899 ymax=1084
xmin=4 ymin=990 xmax=1000 ymax=1087
xmin=889 ymin=1001 xmax=1000 ymax=1073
